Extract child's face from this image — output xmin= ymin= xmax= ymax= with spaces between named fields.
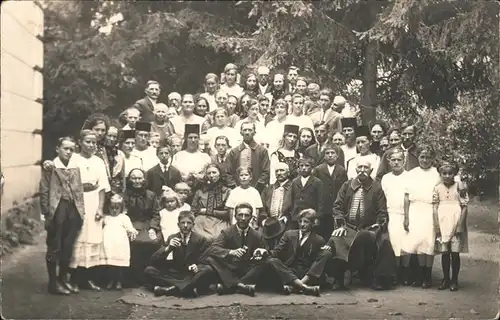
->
xmin=298 ymin=162 xmax=312 ymax=177
xmin=441 ymin=168 xmax=455 ymax=185
xmin=171 ymin=139 xmax=182 ymax=154
xmin=164 ymin=198 xmax=178 ymax=211
xmin=56 ymin=140 xmax=76 ymax=162
xmin=126 ymin=113 xmax=139 ymax=127
xmin=239 ymin=170 xmax=251 ymax=186
xmin=109 ymin=202 xmax=122 ymax=216
xmin=175 ymin=188 xmax=189 ymax=203
xmin=418 ymin=151 xmax=434 ymax=169
xmin=324 ymin=149 xmax=338 ymax=165
xmin=149 ymin=137 xmax=160 ymax=148
xmin=178 ymin=217 xmax=194 ymax=234
xmin=157 ymin=147 xmax=171 ymax=164
xmin=259 ymin=100 xmax=270 ymax=114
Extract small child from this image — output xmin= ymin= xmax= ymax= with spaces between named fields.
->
xmin=167 ymin=135 xmax=183 ymax=156
xmin=102 ymin=194 xmax=138 ymax=290
xmin=149 ymin=189 xmax=183 ymax=249
xmin=174 ymin=182 xmax=192 ymax=211
xmin=149 ymin=132 xmax=161 ymax=148
xmin=225 ymin=166 xmax=263 ymax=228
xmin=123 ymin=108 xmax=141 ymax=130
xmin=433 ymin=161 xmax=469 ymax=292
xmin=151 ymin=103 xmax=175 ymax=143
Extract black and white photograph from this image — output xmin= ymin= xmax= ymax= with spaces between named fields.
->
xmin=1 ymin=1 xmax=499 ymax=319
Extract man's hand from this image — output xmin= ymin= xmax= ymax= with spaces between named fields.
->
xmin=43 ymin=160 xmax=55 ymax=171
xmin=403 ymin=217 xmax=409 ymax=232
xmin=229 ymin=248 xmax=246 ymax=258
xmin=252 ymin=248 xmax=267 ymax=261
xmin=368 ymin=223 xmax=380 ymax=230
xmin=188 ymin=264 xmax=199 ymax=274
xmin=169 ymin=237 xmax=182 ymax=248
xmin=148 ymin=229 xmax=157 ymax=240
xmin=332 ymin=227 xmax=347 ymax=237
xmin=320 ymin=245 xmax=331 ymax=251
xmin=129 ymin=231 xmax=138 ymax=242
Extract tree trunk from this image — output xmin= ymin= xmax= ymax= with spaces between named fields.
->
xmin=360 ymin=39 xmax=378 ymax=126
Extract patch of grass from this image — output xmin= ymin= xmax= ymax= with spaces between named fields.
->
xmin=0 ymin=200 xmax=42 ymax=256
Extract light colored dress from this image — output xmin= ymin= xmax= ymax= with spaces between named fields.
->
xmin=401 ymin=167 xmax=440 ymax=255
xmin=170 ymin=114 xmax=205 ymax=137
xmin=381 ymin=171 xmax=409 ymax=257
xmin=433 ymin=182 xmax=469 ymax=253
xmin=264 ymin=118 xmax=288 ymax=154
xmin=285 ymin=115 xmax=314 ymax=131
xmin=220 ymin=83 xmax=244 ymax=99
xmin=102 ymin=213 xmax=137 ymax=267
xmin=226 ymin=186 xmax=263 ymax=228
xmin=70 ymin=154 xmax=111 ymax=268
xmin=172 ymin=150 xmax=211 ymax=180
xmin=341 ymin=145 xmax=357 ymax=168
xmin=158 ymin=208 xmax=183 ymax=242
xmin=132 ymin=146 xmax=159 ymax=171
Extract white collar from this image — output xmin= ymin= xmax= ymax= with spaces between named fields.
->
xmin=53 ymin=155 xmax=79 ymax=169
xmin=160 ymin=159 xmax=171 ymax=171
xmin=300 ymin=176 xmax=310 ymax=185
xmin=327 ymin=164 xmax=336 ymax=170
xmin=147 ymin=96 xmax=157 ymax=105
xmin=299 ymin=230 xmax=311 ymax=240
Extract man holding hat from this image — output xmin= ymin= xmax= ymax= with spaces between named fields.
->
xmin=132 ymin=122 xmax=159 ymax=171
xmin=261 ymin=162 xmax=293 ymax=228
xmin=326 ymin=157 xmax=396 ymax=290
xmin=346 ymin=125 xmax=380 ymax=180
xmin=340 ymin=117 xmax=358 ymax=168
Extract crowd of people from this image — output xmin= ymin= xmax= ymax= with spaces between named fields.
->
xmin=39 ymin=63 xmax=469 ymax=299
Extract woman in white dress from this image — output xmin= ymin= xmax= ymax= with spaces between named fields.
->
xmin=401 ymin=145 xmax=440 ymax=288
xmin=265 ymin=98 xmax=289 ymax=153
xmin=172 ymin=124 xmax=212 ymax=185
xmin=70 ymin=129 xmax=111 ymax=291
xmin=286 ymin=94 xmax=314 ymax=131
xmin=380 ymin=148 xmax=408 ymax=284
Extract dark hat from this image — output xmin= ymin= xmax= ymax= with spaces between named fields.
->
xmin=262 ymin=217 xmax=286 ymax=240
xmin=341 ymin=117 xmax=357 ymax=129
xmin=355 ymin=125 xmax=371 ymax=138
xmin=135 ymin=122 xmax=151 ymax=132
xmin=283 ymin=124 xmax=299 ymax=136
xmin=184 ymin=124 xmax=200 ymax=136
xmin=121 ymin=130 xmax=136 ymax=140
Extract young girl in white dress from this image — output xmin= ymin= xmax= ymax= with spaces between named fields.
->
xmin=102 ymin=194 xmax=138 ymax=290
xmin=433 ymin=161 xmax=469 ymax=292
xmin=401 ymin=145 xmax=440 ymax=288
xmin=150 ymin=188 xmax=183 ymax=245
xmin=225 ymin=166 xmax=263 ymax=229
xmin=380 ymin=148 xmax=408 ymax=284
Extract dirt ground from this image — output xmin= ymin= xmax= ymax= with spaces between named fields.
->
xmin=1 ymin=201 xmax=499 ymax=320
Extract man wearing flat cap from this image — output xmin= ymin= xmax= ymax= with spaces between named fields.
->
xmin=132 ymin=122 xmax=159 ymax=171
xmin=261 ymin=162 xmax=293 ymax=229
xmin=325 ymin=157 xmax=396 ymax=291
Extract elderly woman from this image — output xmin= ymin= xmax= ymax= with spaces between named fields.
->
xmin=123 ymin=168 xmax=160 ymax=287
xmin=269 ymin=124 xmax=301 ymax=184
xmin=370 ymin=122 xmax=387 ymax=156
xmin=172 ymin=124 xmax=212 ymax=186
xmin=69 ymin=130 xmax=110 ymax=291
xmin=191 ymin=164 xmax=231 ymax=239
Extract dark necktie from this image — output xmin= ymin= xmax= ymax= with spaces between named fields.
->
xmin=240 ymin=231 xmax=247 ymax=247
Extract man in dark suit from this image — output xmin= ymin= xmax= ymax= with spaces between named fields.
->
xmin=376 ymin=123 xmax=419 ymax=180
xmin=326 ymin=157 xmax=396 ymax=291
xmin=119 ymin=80 xmax=161 ymax=124
xmin=290 ymin=158 xmax=324 ymax=230
xmin=223 ymin=121 xmax=270 ymax=192
xmin=261 ymin=162 xmax=293 ymax=227
xmin=255 ymin=209 xmax=326 ymax=296
xmin=312 ymin=143 xmax=348 ymax=240
xmin=144 ymin=211 xmax=215 ymax=297
xmin=305 ymin=122 xmax=345 ymax=167
xmin=206 ymin=203 xmax=269 ymax=296
xmin=146 ymin=143 xmax=182 ymax=196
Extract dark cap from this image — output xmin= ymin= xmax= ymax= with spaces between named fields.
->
xmin=283 ymin=124 xmax=299 ymax=136
xmin=121 ymin=130 xmax=136 ymax=140
xmin=355 ymin=125 xmax=371 ymax=138
xmin=184 ymin=124 xmax=200 ymax=136
xmin=341 ymin=117 xmax=357 ymax=129
xmin=135 ymin=122 xmax=151 ymax=132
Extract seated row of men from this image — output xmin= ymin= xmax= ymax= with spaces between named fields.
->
xmin=144 ymin=197 xmax=394 ymax=298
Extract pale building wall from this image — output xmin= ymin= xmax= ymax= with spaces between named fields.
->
xmin=1 ymin=1 xmax=44 ymax=214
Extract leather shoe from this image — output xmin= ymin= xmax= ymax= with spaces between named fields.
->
xmin=302 ymin=285 xmax=320 ymax=297
xmin=48 ymin=281 xmax=71 ymax=295
xmin=237 ymin=284 xmax=255 ymax=297
xmin=283 ymin=285 xmax=292 ymax=295
xmin=61 ymin=280 xmax=79 ymax=294
xmin=153 ymin=285 xmax=177 ymax=297
xmin=437 ymin=279 xmax=449 ymax=290
xmin=83 ymin=280 xmax=101 ymax=291
xmin=216 ymin=283 xmax=225 ymax=295
xmin=449 ymin=282 xmax=458 ymax=292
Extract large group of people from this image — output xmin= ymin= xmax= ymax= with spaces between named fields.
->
xmin=39 ymin=63 xmax=469 ymax=299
